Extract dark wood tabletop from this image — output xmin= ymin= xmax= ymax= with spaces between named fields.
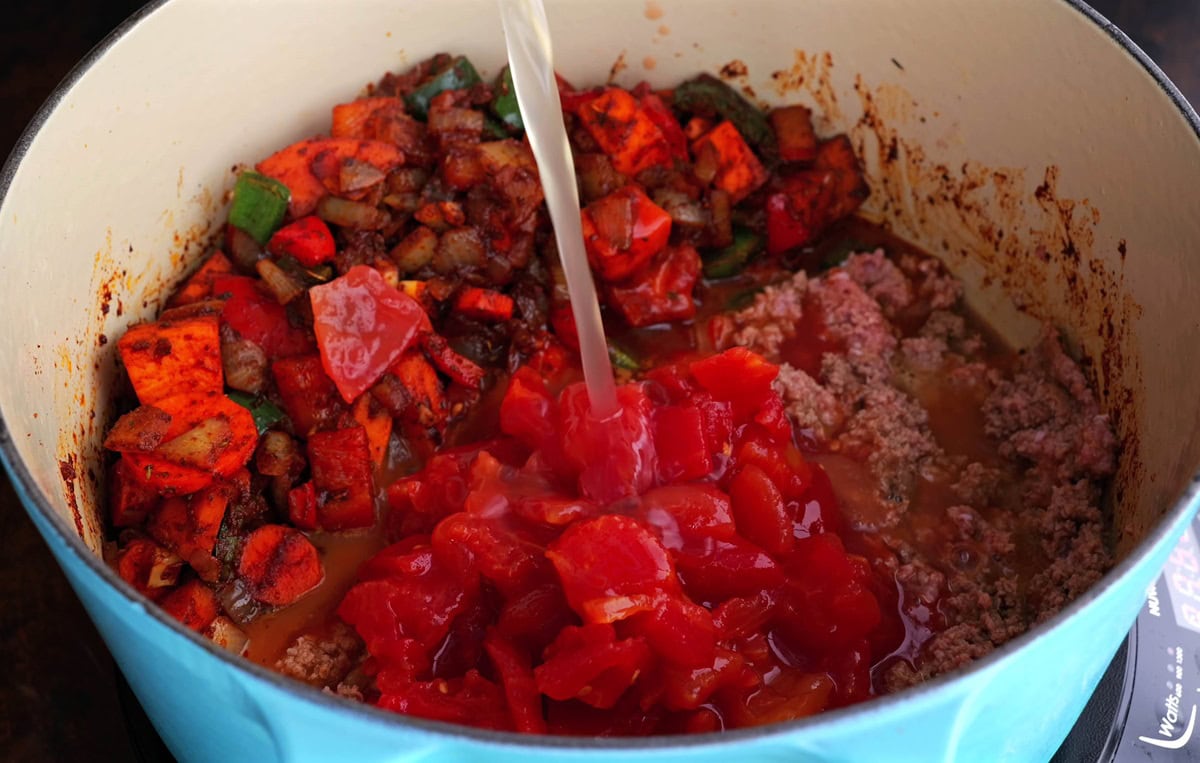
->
xmin=0 ymin=2 xmax=1197 ymax=760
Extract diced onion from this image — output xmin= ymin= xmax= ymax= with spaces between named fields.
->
xmin=316 ymin=196 xmax=388 ymax=230
xmin=390 ymin=225 xmax=438 ymax=273
xmin=255 ymin=259 xmax=305 ymax=305
xmin=432 ymin=227 xmax=486 ymax=273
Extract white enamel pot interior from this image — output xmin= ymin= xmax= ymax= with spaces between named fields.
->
xmin=2 ymin=1 xmax=1200 ymax=761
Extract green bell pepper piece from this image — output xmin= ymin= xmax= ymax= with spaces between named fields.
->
xmin=673 ymin=74 xmax=776 ymax=153
xmin=227 ymin=391 xmax=286 ymax=434
xmin=228 ymin=171 xmax=290 ymax=245
xmin=703 ymin=227 xmax=763 ymax=279
xmin=405 ymin=56 xmax=483 ymax=119
xmin=490 ymin=66 xmax=524 ymax=132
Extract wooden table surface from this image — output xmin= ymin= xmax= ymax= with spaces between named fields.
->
xmin=0 ymin=1 xmax=1197 ymax=760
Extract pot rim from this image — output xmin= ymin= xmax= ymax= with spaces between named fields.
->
xmin=2 ymin=0 xmax=1199 ymax=751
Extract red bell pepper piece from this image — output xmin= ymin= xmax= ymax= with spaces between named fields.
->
xmin=607 ymin=243 xmax=701 ymax=328
xmin=309 ymin=265 xmax=430 ymax=403
xmin=287 ymin=481 xmax=319 ymax=531
xmin=266 ymin=215 xmax=336 ymax=267
xmin=454 ymin=287 xmax=514 ymax=322
xmin=420 ymin=333 xmax=484 ymax=390
xmin=575 ymin=88 xmax=673 ymax=176
xmin=581 ymin=184 xmax=672 ymax=283
xmin=307 ymin=426 xmax=376 ymax=530
xmin=272 ymin=354 xmax=345 ymax=436
xmin=639 ymin=92 xmax=689 ymax=163
xmin=213 ymin=275 xmax=314 ymax=359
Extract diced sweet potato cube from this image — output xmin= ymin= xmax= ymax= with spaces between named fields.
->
xmin=813 ymin=134 xmax=868 ymax=220
xmin=256 ymin=137 xmax=405 ymax=219
xmin=169 ymin=252 xmax=235 ymax=307
xmin=352 ymin=395 xmax=393 ymax=466
xmin=770 ymin=105 xmax=818 ymax=163
xmin=104 ymin=406 xmax=172 ymax=453
xmin=110 ymin=457 xmax=163 ymax=527
xmin=147 ymin=482 xmax=230 ymax=578
xmin=272 ymin=354 xmax=346 ymax=436
xmin=691 ymin=121 xmax=767 ymax=203
xmin=160 ymin=579 xmax=220 ymax=632
xmin=115 ymin=537 xmax=183 ymax=600
xmin=117 ymin=315 xmax=223 ymax=406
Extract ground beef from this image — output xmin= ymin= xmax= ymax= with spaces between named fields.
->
xmin=808 ymin=270 xmax=896 ymax=383
xmin=842 ymin=249 xmax=913 ymax=317
xmin=275 ymin=623 xmax=364 ymax=689
xmin=713 ymin=271 xmax=807 ymax=357
xmin=717 ymin=251 xmax=1117 ymax=691
xmin=773 ymin=363 xmax=843 ymax=443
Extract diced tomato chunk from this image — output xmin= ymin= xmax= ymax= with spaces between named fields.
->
xmin=548 ymin=515 xmax=677 ymax=623
xmin=499 ymin=366 xmax=555 ymax=451
xmin=653 ymin=404 xmax=712 ymax=482
xmin=555 ymin=382 xmax=657 ymax=504
xmin=376 ymin=670 xmax=510 ymax=730
xmin=689 ymin=347 xmax=778 ymax=421
xmin=534 ymin=623 xmax=652 ymax=709
xmin=729 ymin=463 xmax=793 ymax=555
xmin=484 ymin=633 xmax=548 ymax=734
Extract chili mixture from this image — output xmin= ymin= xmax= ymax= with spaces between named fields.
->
xmin=102 ymin=54 xmax=1116 ymax=734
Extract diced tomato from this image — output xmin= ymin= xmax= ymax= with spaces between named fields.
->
xmin=432 ymin=513 xmax=548 ymax=597
xmin=117 ymin=314 xmax=223 ymax=406
xmin=376 ymin=670 xmax=510 ymax=730
xmin=731 ymin=427 xmax=813 ymax=502
xmin=691 ymin=121 xmax=767 ymax=203
xmin=636 ymin=484 xmax=738 ymax=543
xmin=581 ymin=184 xmax=672 ymax=283
xmin=307 ymin=427 xmax=376 ymax=530
xmin=169 ymin=252 xmax=234 ymax=307
xmin=555 ymin=382 xmax=657 ymax=504
xmin=338 ymin=551 xmax=473 ymax=659
xmin=729 ymin=463 xmax=793 ymax=555
xmin=629 ymin=594 xmax=716 ymax=668
xmin=483 ymin=632 xmax=547 ymax=734
xmin=607 ymin=243 xmax=701 ymax=328
xmin=711 ymin=590 xmax=777 ymax=641
xmin=309 ymin=265 xmax=430 ymax=403
xmin=795 ymin=463 xmax=844 ymax=539
xmin=266 ymin=216 xmax=336 ymax=267
xmin=689 ymin=347 xmax=779 ymax=422
xmin=575 ymin=88 xmax=673 ymax=176
xmin=535 ymin=623 xmax=652 ymax=709
xmin=653 ymin=404 xmax=712 ymax=483
xmin=727 ymin=669 xmax=834 ymax=725
xmin=674 ymin=536 xmax=785 ymax=604
xmin=272 ymin=354 xmax=346 ymax=436
xmin=548 ymin=515 xmax=677 ymax=623
xmin=213 ymin=275 xmax=314 ymax=359
xmin=774 ymin=534 xmax=881 ymax=653
xmin=256 ymin=137 xmax=405 ymax=218
xmin=659 ymin=648 xmax=745 ymax=711
xmin=499 ymin=366 xmax=555 ymax=451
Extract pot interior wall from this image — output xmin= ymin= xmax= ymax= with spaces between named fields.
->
xmin=2 ymin=0 xmax=1199 ymax=569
